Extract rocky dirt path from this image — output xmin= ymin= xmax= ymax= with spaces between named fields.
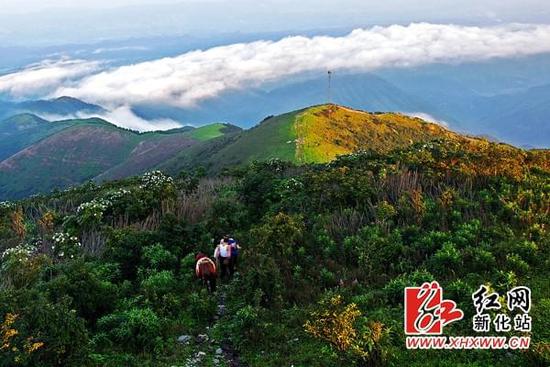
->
xmin=216 ymin=288 xmax=246 ymax=367
xmin=179 ymin=285 xmax=246 ymax=367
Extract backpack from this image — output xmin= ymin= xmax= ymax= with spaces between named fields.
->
xmin=229 ymin=239 xmax=239 ymax=256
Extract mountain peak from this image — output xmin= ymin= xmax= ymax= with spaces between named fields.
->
xmin=13 ymin=96 xmax=106 ymax=116
xmin=53 ymin=96 xmax=84 ymax=103
xmin=0 ymin=113 xmax=50 ymax=133
xmin=289 ymin=104 xmax=457 ymax=162
xmin=1 ymin=113 xmax=48 ymax=125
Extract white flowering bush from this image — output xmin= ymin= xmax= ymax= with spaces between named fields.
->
xmin=139 ymin=171 xmax=176 ymax=202
xmin=276 ymin=177 xmax=305 ymax=201
xmin=140 ymin=171 xmax=174 ymax=190
xmin=1 ymin=244 xmax=37 ymax=278
xmin=1 ymin=243 xmax=36 ymax=263
xmin=0 ymin=243 xmax=46 ymax=288
xmin=77 ymin=198 xmax=112 ymax=226
xmin=0 ymin=201 xmax=15 ymax=211
xmin=264 ymin=158 xmax=288 ymax=172
xmin=105 ymin=189 xmax=132 ymax=202
xmin=283 ymin=178 xmax=304 ymax=191
xmin=77 ymin=199 xmax=111 ymax=214
xmin=104 ymin=189 xmax=133 ymax=214
xmin=52 ymin=232 xmax=82 ymax=260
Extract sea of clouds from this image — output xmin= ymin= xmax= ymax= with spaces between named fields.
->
xmin=1 ymin=23 xmax=550 ymax=130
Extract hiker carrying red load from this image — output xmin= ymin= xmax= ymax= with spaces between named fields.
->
xmin=195 ymin=252 xmax=217 ymax=292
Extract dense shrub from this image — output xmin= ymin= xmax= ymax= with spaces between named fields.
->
xmin=0 ymin=289 xmax=90 ymax=366
xmin=44 ymin=260 xmax=118 ymax=324
xmin=96 ymin=307 xmax=165 ymax=354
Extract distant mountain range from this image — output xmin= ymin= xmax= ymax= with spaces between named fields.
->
xmin=0 ymin=113 xmax=240 ymax=199
xmin=1 ymin=104 xmax=534 ymax=200
xmin=0 ymin=96 xmax=105 ymax=121
xmin=132 ymin=73 xmax=445 ymax=126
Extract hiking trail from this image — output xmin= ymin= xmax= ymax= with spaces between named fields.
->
xmin=180 ymin=283 xmax=246 ymax=367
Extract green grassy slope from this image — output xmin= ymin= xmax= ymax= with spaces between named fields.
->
xmin=94 ymin=133 xmax=197 ymax=182
xmin=203 ymin=111 xmax=298 ymax=167
xmin=0 ymin=120 xmax=139 ymax=198
xmin=159 ymin=111 xmax=298 ymax=173
xmin=0 ymin=118 xmax=239 ymax=199
xmin=96 ymin=123 xmax=242 ymax=181
xmin=0 ymin=114 xmax=76 ymax=160
xmin=187 ymin=123 xmax=235 ymax=141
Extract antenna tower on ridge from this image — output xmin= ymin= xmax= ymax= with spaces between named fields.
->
xmin=327 ymin=70 xmax=333 ymax=105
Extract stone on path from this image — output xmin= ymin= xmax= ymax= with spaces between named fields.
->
xmin=177 ymin=335 xmax=192 ymax=344
xmin=196 ymin=334 xmax=209 ymax=343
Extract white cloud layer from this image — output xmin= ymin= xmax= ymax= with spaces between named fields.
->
xmin=0 ymin=58 xmax=101 ymax=98
xmin=36 ymin=106 xmax=182 ymax=132
xmin=402 ymin=112 xmax=449 ymax=127
xmin=2 ymin=23 xmax=550 ymax=108
xmin=96 ymin=106 xmax=182 ymax=131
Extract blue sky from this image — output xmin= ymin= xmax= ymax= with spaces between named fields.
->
xmin=1 ymin=0 xmax=549 ymax=46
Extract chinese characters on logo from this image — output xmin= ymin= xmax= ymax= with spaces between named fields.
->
xmin=405 ymin=282 xmax=532 ymax=350
xmin=472 ymin=285 xmax=531 ymax=333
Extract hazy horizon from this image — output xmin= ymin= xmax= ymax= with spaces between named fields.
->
xmin=1 ymin=0 xmax=549 ymax=46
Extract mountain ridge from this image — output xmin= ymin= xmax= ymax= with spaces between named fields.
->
xmin=158 ymin=104 xmax=503 ymax=174
xmin=0 ymin=103 xmax=543 ymax=200
xmin=0 ymin=115 xmax=241 ymax=199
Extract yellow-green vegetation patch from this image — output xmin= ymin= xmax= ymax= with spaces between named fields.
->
xmin=189 ymin=123 xmax=227 ymax=141
xmin=294 ymin=105 xmax=352 ymax=163
xmin=294 ymin=104 xmax=466 ymax=163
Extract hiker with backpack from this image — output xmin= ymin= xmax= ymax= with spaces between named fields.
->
xmin=214 ymin=235 xmax=232 ymax=281
xmin=228 ymin=238 xmax=240 ymax=276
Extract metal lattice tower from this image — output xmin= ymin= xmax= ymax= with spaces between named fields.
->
xmin=327 ymin=70 xmax=333 ymax=105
